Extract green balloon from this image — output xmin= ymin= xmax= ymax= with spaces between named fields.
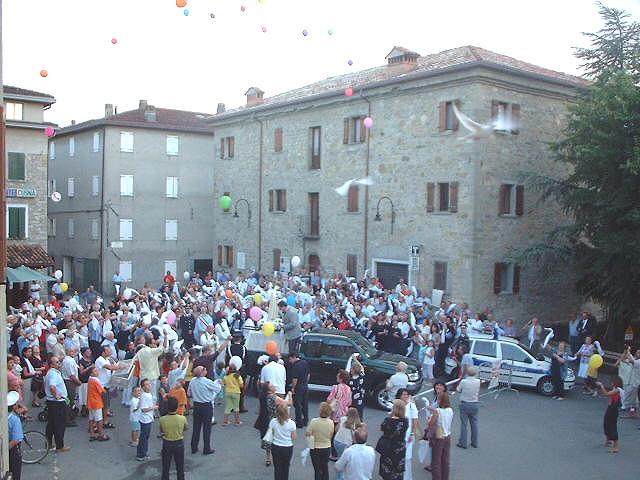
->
xmin=219 ymin=195 xmax=232 ymax=210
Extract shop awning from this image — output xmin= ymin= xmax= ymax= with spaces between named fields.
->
xmin=7 ymin=265 xmax=56 ymax=283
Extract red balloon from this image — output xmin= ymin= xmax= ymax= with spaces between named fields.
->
xmin=345 ymin=87 xmax=353 ymax=97
xmin=176 ymin=0 xmax=187 ymax=8
xmin=266 ymin=341 xmax=278 ymax=356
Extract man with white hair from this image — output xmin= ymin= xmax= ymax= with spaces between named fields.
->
xmin=46 ymin=325 xmax=59 ymax=355
xmin=456 ymin=365 xmax=481 ymax=449
xmin=101 ymin=332 xmax=118 ymax=361
xmin=385 ymin=362 xmax=409 ymax=402
xmin=61 ymin=347 xmax=81 ymax=426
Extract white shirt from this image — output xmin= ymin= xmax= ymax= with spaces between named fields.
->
xmin=457 ymin=377 xmax=481 ymax=403
xmin=335 ymin=443 xmax=376 ymax=480
xmin=436 ymin=407 xmax=454 ymax=437
xmin=95 ymin=356 xmax=113 ymax=388
xmin=268 ymin=418 xmax=296 ymax=447
xmin=260 ymin=361 xmax=287 ymax=394
xmin=387 ymin=372 xmax=408 ymax=399
xmin=61 ymin=355 xmax=79 ymax=381
xmin=138 ymin=391 xmax=155 ymax=424
xmin=404 ymin=401 xmax=419 ymax=441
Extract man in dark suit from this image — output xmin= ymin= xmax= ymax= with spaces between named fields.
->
xmin=576 ymin=312 xmax=595 ymax=345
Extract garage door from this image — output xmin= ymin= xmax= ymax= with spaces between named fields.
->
xmin=375 ymin=262 xmax=408 ymax=289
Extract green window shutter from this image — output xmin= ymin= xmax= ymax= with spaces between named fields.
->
xmin=8 ymin=207 xmax=25 ymax=239
xmin=8 ymin=152 xmax=25 ymax=181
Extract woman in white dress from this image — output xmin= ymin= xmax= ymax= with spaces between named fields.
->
xmin=397 ymin=389 xmax=421 ymax=480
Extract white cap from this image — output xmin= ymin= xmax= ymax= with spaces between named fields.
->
xmin=7 ymin=391 xmax=19 ymax=407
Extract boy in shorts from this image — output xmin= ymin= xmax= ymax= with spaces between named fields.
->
xmin=129 ymin=386 xmax=142 ymax=447
xmin=87 ymin=367 xmax=108 ymax=441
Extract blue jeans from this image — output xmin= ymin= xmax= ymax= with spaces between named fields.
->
xmin=137 ymin=421 xmax=152 ymax=459
xmin=458 ymin=402 xmax=478 ymax=448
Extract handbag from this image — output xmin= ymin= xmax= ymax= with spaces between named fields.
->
xmin=261 ymin=426 xmax=274 ymax=450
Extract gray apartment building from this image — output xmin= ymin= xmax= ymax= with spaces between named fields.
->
xmin=208 ymin=45 xmax=588 ymax=323
xmin=4 ymin=86 xmax=56 ymax=304
xmin=47 ymin=101 xmax=215 ymax=293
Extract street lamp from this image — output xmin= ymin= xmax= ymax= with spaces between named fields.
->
xmin=374 ymin=196 xmax=395 ymax=235
xmin=233 ymin=198 xmax=251 ymax=228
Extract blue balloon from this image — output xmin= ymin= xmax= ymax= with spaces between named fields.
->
xmin=183 ymin=9 xmax=189 ymax=16
xmin=287 ymin=295 xmax=296 ymax=306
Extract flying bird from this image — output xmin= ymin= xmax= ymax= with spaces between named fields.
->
xmin=335 ymin=177 xmax=374 ymax=196
xmin=452 ymin=103 xmax=515 ymax=142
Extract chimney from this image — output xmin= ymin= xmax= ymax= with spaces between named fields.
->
xmin=71 ymin=120 xmax=76 ymax=125
xmin=105 ymin=103 xmax=113 ymax=118
xmin=139 ymin=99 xmax=148 ymax=110
xmin=385 ymin=46 xmax=420 ymax=73
xmin=245 ymin=87 xmax=265 ymax=107
xmin=138 ymin=99 xmax=157 ymax=122
xmin=216 ymin=103 xmax=226 ymax=114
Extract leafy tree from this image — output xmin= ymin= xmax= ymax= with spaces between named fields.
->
xmin=525 ymin=4 xmax=640 ymax=348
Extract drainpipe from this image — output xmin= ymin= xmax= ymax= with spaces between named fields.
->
xmin=256 ymin=117 xmax=264 ymax=271
xmin=99 ymin=127 xmax=106 ymax=294
xmin=360 ymin=91 xmax=372 ymax=272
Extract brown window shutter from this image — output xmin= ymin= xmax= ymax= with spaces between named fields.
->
xmin=268 ymin=190 xmax=274 ymax=212
xmin=515 ymin=185 xmax=524 ymax=216
xmin=493 ymin=263 xmax=503 ymax=294
xmin=449 ymin=182 xmax=459 ymax=213
xmin=282 ymin=190 xmax=287 ymax=212
xmin=220 ymin=138 xmax=225 ymax=159
xmin=343 ymin=118 xmax=350 ymax=144
xmin=426 ymin=183 xmax=435 ymax=212
xmin=511 ymin=104 xmax=520 ymax=134
xmin=273 ymin=248 xmax=281 ymax=271
xmin=491 ymin=100 xmax=499 ymax=121
xmin=217 ymin=245 xmax=223 ymax=266
xmin=229 ymin=246 xmax=234 ymax=267
xmin=513 ymin=265 xmax=521 ymax=294
xmin=347 ymin=185 xmax=359 ymax=212
xmin=359 ymin=118 xmax=366 ymax=143
xmin=498 ymin=185 xmax=508 ymax=215
xmin=438 ymin=102 xmax=446 ymax=132
xmin=229 ymin=137 xmax=235 ymax=158
xmin=347 ymin=254 xmax=357 ymax=277
xmin=274 ymin=128 xmax=283 ymax=152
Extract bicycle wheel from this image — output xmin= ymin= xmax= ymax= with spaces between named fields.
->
xmin=22 ymin=430 xmax=49 ymax=464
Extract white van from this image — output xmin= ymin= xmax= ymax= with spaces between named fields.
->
xmin=444 ymin=333 xmax=575 ymax=395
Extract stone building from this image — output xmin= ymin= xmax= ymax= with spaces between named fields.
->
xmin=47 ymin=101 xmax=215 ymax=294
xmin=208 ymin=45 xmax=588 ymax=323
xmin=4 ymin=86 xmax=56 ymax=304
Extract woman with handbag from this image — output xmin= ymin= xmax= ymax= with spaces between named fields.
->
xmin=255 ymin=382 xmax=292 ymax=466
xmin=327 ymin=370 xmax=352 ymax=459
xmin=268 ymin=403 xmax=297 ymax=480
xmin=427 ymin=392 xmax=454 ymax=480
xmin=396 ymin=389 xmax=421 ymax=480
xmin=377 ymin=399 xmax=408 ymax=480
xmin=306 ymin=402 xmax=335 ymax=480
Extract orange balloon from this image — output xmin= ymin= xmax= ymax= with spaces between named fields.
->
xmin=225 ymin=289 xmax=233 ymax=299
xmin=40 ymin=70 xmax=48 ymax=78
xmin=176 ymin=0 xmax=187 ymax=7
xmin=266 ymin=341 xmax=278 ymax=356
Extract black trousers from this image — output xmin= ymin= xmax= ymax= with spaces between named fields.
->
xmin=551 ymin=367 xmax=564 ymax=397
xmin=310 ymin=447 xmax=331 ymax=480
xmin=9 ymin=445 xmax=22 ymax=480
xmin=45 ymin=400 xmax=67 ymax=449
xmin=271 ymin=444 xmax=293 ymax=480
xmin=293 ymin=384 xmax=309 ymax=427
xmin=191 ymin=402 xmax=213 ymax=452
xmin=161 ymin=439 xmax=185 ymax=480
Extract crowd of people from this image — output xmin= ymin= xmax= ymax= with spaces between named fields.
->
xmin=4 ymin=268 xmax=640 ymax=479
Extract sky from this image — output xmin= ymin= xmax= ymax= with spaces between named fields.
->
xmin=3 ymin=0 xmax=640 ymax=126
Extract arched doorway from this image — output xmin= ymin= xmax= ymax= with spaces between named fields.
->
xmin=308 ymin=254 xmax=320 ymax=272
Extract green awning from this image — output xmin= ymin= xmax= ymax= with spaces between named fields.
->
xmin=7 ymin=266 xmax=56 ymax=283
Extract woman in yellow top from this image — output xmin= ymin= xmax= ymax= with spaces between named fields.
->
xmin=222 ymin=364 xmax=244 ymax=426
xmin=306 ymin=402 xmax=334 ymax=480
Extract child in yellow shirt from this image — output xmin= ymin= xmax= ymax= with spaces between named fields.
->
xmin=222 ymin=364 xmax=244 ymax=426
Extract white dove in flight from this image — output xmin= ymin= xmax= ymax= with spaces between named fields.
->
xmin=452 ymin=103 xmax=515 ymax=142
xmin=335 ymin=177 xmax=374 ymax=196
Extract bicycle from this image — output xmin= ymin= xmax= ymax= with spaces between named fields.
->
xmin=20 ymin=416 xmax=49 ymax=464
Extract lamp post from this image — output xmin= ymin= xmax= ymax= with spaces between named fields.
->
xmin=233 ymin=198 xmax=251 ymax=228
xmin=374 ymin=196 xmax=395 ymax=235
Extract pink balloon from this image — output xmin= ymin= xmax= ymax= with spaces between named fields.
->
xmin=345 ymin=87 xmax=353 ymax=97
xmin=261 ymin=26 xmax=267 ymax=33
xmin=240 ymin=5 xmax=246 ymax=12
xmin=363 ymin=117 xmax=374 ymax=128
xmin=166 ymin=311 xmax=177 ymax=326
xmin=45 ymin=126 xmax=55 ymax=137
xmin=249 ymin=306 xmax=263 ymax=322
xmin=111 ymin=38 xmax=118 ymax=45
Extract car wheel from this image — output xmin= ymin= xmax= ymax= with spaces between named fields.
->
xmin=372 ymin=383 xmax=392 ymax=411
xmin=536 ymin=375 xmax=554 ymax=396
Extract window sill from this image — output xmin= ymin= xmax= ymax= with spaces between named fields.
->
xmin=499 ymin=214 xmax=520 ymax=218
xmin=345 ymin=211 xmax=361 ymax=214
xmin=497 ymin=291 xmax=514 ymax=296
xmin=431 ymin=211 xmax=454 ymax=215
xmin=270 ymin=210 xmax=286 ymax=214
xmin=8 ymin=179 xmax=26 ymax=183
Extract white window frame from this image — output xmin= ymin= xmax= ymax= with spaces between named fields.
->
xmin=67 ymin=218 xmax=75 ymax=238
xmin=120 ymin=175 xmax=134 ymax=196
xmin=119 ymin=261 xmax=132 ymax=282
xmin=500 ymin=263 xmax=515 ymax=294
xmin=49 ymin=141 xmax=56 ymax=160
xmin=69 ymin=137 xmax=75 ymax=157
xmin=164 ymin=260 xmax=177 ymax=278
xmin=502 ymin=182 xmax=517 ymax=216
xmin=6 ymin=204 xmax=28 ymax=239
xmin=67 ymin=178 xmax=75 ymax=197
xmin=93 ymin=132 xmax=100 ymax=152
xmin=5 ymin=102 xmax=23 ymax=121
xmin=120 ymin=132 xmax=134 ymax=153
xmin=166 ymin=177 xmax=179 ymax=198
xmin=91 ymin=176 xmax=100 ymax=197
xmin=90 ymin=219 xmax=99 ymax=240
xmin=166 ymin=136 xmax=179 ymax=156
xmin=165 ymin=219 xmax=178 ymax=241
xmin=237 ymin=252 xmax=246 ymax=270
xmin=48 ymin=218 xmax=56 ymax=237
xmin=119 ymin=218 xmax=133 ymax=241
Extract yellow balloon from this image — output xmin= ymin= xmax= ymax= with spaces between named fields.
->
xmin=262 ymin=322 xmax=275 ymax=337
xmin=254 ymin=293 xmax=263 ymax=305
xmin=60 ymin=282 xmax=69 ymax=293
xmin=588 ymin=353 xmax=603 ymax=369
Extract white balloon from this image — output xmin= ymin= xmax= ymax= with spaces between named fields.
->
xmin=291 ymin=256 xmax=301 ymax=268
xmin=54 ymin=270 xmax=63 ymax=280
xmin=229 ymin=355 xmax=243 ymax=371
xmin=183 ymin=271 xmax=190 ymax=280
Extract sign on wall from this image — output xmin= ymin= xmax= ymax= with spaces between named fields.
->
xmin=6 ymin=188 xmax=37 ymax=198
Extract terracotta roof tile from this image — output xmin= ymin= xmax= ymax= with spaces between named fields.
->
xmin=3 ymin=85 xmax=55 ymax=100
xmin=7 ymin=244 xmax=55 ymax=268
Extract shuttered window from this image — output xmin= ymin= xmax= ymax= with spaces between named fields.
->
xmin=91 ymin=219 xmax=99 ymax=240
xmin=426 ymin=183 xmax=435 ymax=212
xmin=166 ymin=177 xmax=179 ymax=198
xmin=92 ymin=176 xmax=100 ymax=196
xmin=220 ymin=137 xmax=235 ymax=158
xmin=499 ymin=184 xmax=524 ymax=216
xmin=310 ymin=127 xmax=321 ymax=169
xmin=427 ymin=182 xmax=458 ymax=213
xmin=346 ymin=254 xmax=358 ymax=277
xmin=491 ymin=101 xmax=521 ymax=134
xmin=268 ymin=190 xmax=287 ymax=212
xmin=347 ymin=185 xmax=359 ymax=212
xmin=119 ymin=219 xmax=133 ymax=240
xmin=343 ymin=117 xmax=366 ymax=144
xmin=67 ymin=178 xmax=75 ymax=197
xmin=217 ymin=245 xmax=223 ymax=266
xmin=8 ymin=206 xmax=27 ymax=239
xmin=434 ymin=261 xmax=447 ymax=291
xmin=224 ymin=246 xmax=234 ymax=267
xmin=120 ymin=132 xmax=134 ymax=152
xmin=273 ymin=248 xmax=281 ymax=272
xmin=165 ymin=219 xmax=178 ymax=241
xmin=494 ymin=263 xmax=521 ymax=294
xmin=274 ymin=128 xmax=283 ymax=152
xmin=93 ymin=132 xmax=101 ymax=152
xmin=120 ymin=175 xmax=134 ymax=196
xmin=438 ymin=100 xmax=460 ymax=132
xmin=8 ymin=152 xmax=25 ymax=181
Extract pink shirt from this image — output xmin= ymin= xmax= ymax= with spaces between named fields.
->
xmin=327 ymin=383 xmax=352 ymax=421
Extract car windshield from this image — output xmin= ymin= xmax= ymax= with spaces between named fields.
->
xmin=351 ymin=334 xmax=378 ymax=358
